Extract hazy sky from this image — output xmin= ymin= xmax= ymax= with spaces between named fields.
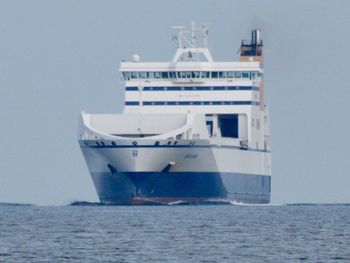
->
xmin=0 ymin=0 xmax=349 ymax=205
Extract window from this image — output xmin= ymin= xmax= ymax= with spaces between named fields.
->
xmin=154 ymin=72 xmax=161 ymax=79
xmin=131 ymin=72 xmax=139 ymax=79
xmin=147 ymin=72 xmax=154 ymax=78
xmin=212 ymin=72 xmax=218 ymax=78
xmin=219 ymin=71 xmax=227 ymax=78
xmin=153 ymin=87 xmax=163 ymax=91
xmin=123 ymin=72 xmax=131 ymax=80
xmin=178 ymin=71 xmax=186 ymax=78
xmin=192 ymin=71 xmax=200 ymax=78
xmin=235 ymin=72 xmax=241 ymax=78
xmin=250 ymin=72 xmax=257 ymax=80
xmin=227 ymin=71 xmax=235 ymax=78
xmin=139 ymin=72 xmax=147 ymax=79
xmin=200 ymin=71 xmax=210 ymax=78
xmin=242 ymin=72 xmax=250 ymax=79
xmin=185 ymin=86 xmax=193 ymax=90
xmin=161 ymin=72 xmax=168 ymax=79
xmin=169 ymin=72 xmax=176 ymax=79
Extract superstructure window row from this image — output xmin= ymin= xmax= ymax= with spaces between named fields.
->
xmin=125 ymin=101 xmax=259 ymax=106
xmin=122 ymin=71 xmax=261 ymax=80
xmin=126 ymin=86 xmax=259 ymax=91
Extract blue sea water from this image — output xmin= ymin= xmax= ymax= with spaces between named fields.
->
xmin=0 ymin=204 xmax=349 ymax=262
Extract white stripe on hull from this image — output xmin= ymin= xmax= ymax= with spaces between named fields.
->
xmin=80 ymin=142 xmax=270 ymax=176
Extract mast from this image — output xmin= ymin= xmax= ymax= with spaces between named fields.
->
xmin=171 ymin=22 xmax=212 ymax=62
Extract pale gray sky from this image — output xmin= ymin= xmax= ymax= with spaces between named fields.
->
xmin=0 ymin=0 xmax=349 ymax=205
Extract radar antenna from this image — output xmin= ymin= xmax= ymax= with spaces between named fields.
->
xmin=172 ymin=22 xmax=210 ymax=48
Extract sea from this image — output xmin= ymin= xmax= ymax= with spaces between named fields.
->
xmin=0 ymin=203 xmax=349 ymax=263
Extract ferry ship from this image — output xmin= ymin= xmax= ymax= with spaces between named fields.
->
xmin=78 ymin=23 xmax=271 ymax=204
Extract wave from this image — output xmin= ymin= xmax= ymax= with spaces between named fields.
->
xmin=69 ymin=200 xmax=233 ymax=206
xmin=69 ymin=201 xmax=116 ymax=206
xmin=0 ymin=202 xmax=34 ymax=207
xmin=286 ymin=203 xmax=350 ymax=206
xmin=69 ymin=201 xmax=350 ymax=207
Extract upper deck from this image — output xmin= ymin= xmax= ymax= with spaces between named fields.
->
xmin=80 ymin=24 xmax=270 ymax=151
xmin=119 ymin=23 xmax=264 ymax=117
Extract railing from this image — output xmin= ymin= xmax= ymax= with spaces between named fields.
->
xmin=241 ymin=40 xmax=263 ymax=46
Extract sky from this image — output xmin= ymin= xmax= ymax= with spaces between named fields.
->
xmin=0 ymin=0 xmax=349 ymax=205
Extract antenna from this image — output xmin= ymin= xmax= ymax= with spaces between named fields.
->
xmin=172 ymin=22 xmax=210 ymax=49
xmin=172 ymin=26 xmax=185 ymax=48
xmin=191 ymin=21 xmax=196 ymax=48
xmin=202 ymin=23 xmax=209 ymax=48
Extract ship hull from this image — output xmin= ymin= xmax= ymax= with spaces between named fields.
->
xmin=91 ymin=171 xmax=270 ymax=205
xmin=80 ymin=141 xmax=271 ymax=205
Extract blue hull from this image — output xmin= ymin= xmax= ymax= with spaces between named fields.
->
xmin=90 ymin=171 xmax=271 ymax=204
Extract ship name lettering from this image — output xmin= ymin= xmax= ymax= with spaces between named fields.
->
xmin=184 ymin=154 xmax=199 ymax=159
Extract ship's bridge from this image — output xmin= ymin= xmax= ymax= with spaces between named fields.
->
xmin=120 ymin=61 xmax=262 ymax=114
xmin=119 ymin=23 xmax=262 ymax=116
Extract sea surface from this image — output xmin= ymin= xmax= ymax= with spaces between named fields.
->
xmin=0 ymin=203 xmax=349 ymax=263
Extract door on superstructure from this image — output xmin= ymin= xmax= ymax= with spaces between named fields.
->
xmin=218 ymin=114 xmax=239 ymax=138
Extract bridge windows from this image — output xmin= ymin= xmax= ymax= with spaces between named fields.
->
xmin=169 ymin=72 xmax=177 ymax=79
xmin=177 ymin=71 xmax=190 ymax=79
xmin=128 ymin=86 xmax=258 ymax=91
xmin=192 ymin=71 xmax=201 ymax=78
xmin=200 ymin=71 xmax=210 ymax=78
xmin=227 ymin=71 xmax=235 ymax=78
xmin=219 ymin=71 xmax=227 ymax=78
xmin=235 ymin=72 xmax=242 ymax=78
xmin=123 ymin=72 xmax=131 ymax=80
xmin=122 ymin=71 xmax=259 ymax=81
xmin=139 ymin=72 xmax=147 ymax=79
xmin=242 ymin=72 xmax=250 ymax=78
xmin=131 ymin=72 xmax=139 ymax=79
xmin=148 ymin=72 xmax=155 ymax=78
xmin=154 ymin=72 xmax=162 ymax=79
